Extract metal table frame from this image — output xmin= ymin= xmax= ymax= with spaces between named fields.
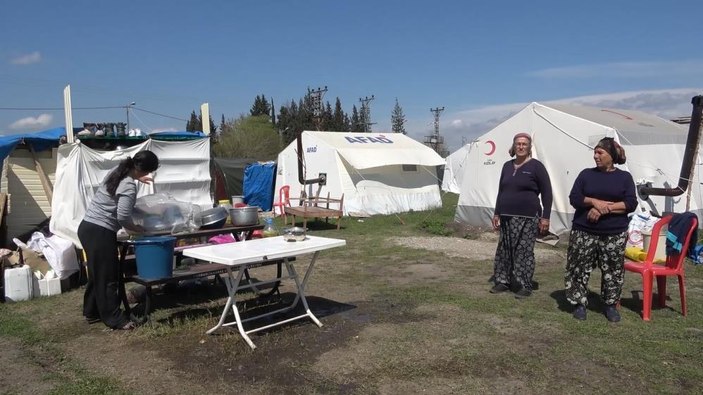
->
xmin=183 ymin=235 xmax=346 ymax=349
xmin=118 ymin=224 xmax=263 ymax=318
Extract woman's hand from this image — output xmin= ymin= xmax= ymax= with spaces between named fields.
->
xmin=136 ymin=174 xmax=154 ymax=184
xmin=538 ymin=218 xmax=550 ymax=235
xmin=592 ymin=199 xmax=613 ymax=215
xmin=587 ymin=207 xmax=602 ymax=223
xmin=492 ymin=215 xmax=500 ymax=231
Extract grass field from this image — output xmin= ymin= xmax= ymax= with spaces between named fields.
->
xmin=1 ymin=192 xmax=702 ymax=394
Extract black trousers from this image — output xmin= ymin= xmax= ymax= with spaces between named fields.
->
xmin=77 ymin=221 xmax=128 ymax=328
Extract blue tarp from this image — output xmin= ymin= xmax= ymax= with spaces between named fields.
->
xmin=243 ymin=161 xmax=276 ymax=211
xmin=149 ymin=131 xmax=205 ymax=139
xmin=0 ymin=128 xmax=207 ymax=164
xmin=0 ymin=127 xmax=69 ymax=164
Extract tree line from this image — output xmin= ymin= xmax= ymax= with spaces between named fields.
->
xmin=186 ymin=90 xmax=407 ymax=160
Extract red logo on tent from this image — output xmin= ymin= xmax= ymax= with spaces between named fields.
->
xmin=484 ymin=140 xmax=496 ymax=155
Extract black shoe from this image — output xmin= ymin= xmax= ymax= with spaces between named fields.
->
xmin=85 ymin=316 xmax=101 ymax=324
xmin=514 ymin=288 xmax=532 ymax=299
xmin=490 ymin=283 xmax=510 ymax=293
xmin=573 ymin=305 xmax=587 ymax=320
xmin=604 ymin=305 xmax=621 ymax=322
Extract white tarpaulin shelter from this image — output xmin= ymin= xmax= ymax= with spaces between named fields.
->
xmin=50 ymin=138 xmax=212 ymax=247
xmin=453 ymin=102 xmax=701 ymax=236
xmin=274 ymin=131 xmax=445 ymax=216
xmin=442 ymin=143 xmax=471 ymax=194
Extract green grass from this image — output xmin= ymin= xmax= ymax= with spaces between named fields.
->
xmin=2 ymin=191 xmax=703 ymax=394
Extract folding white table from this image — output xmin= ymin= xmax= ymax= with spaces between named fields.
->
xmin=182 ymin=235 xmax=346 ymax=349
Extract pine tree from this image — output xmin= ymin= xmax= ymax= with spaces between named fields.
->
xmin=186 ymin=111 xmax=199 ymax=131
xmin=250 ymin=94 xmax=271 ymax=116
xmin=350 ymin=105 xmax=362 ymax=133
xmin=332 ymin=97 xmax=345 ymax=131
xmin=391 ymin=98 xmax=407 ymax=134
xmin=270 ymin=98 xmax=276 ymax=125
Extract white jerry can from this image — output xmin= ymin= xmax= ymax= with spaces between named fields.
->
xmin=4 ymin=264 xmax=34 ymax=302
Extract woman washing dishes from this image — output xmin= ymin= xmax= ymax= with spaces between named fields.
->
xmin=565 ymin=137 xmax=637 ymax=322
xmin=491 ymin=133 xmax=553 ymax=298
xmin=78 ymin=150 xmax=159 ymax=330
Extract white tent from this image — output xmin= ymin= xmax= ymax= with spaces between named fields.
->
xmin=274 ymin=131 xmax=445 ymax=216
xmin=50 ymin=138 xmax=212 ymax=247
xmin=441 ymin=143 xmax=471 ymax=194
xmin=453 ymin=102 xmax=701 ymax=236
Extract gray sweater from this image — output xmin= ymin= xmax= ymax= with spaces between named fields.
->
xmin=83 ymin=176 xmax=137 ymax=232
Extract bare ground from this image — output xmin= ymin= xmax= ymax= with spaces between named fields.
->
xmin=0 ymin=232 xmax=598 ymax=394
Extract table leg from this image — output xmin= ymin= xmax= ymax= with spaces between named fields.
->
xmin=118 ymin=244 xmax=132 ymax=317
xmin=285 ymin=251 xmax=323 ymax=327
xmin=206 ymin=266 xmax=258 ymax=349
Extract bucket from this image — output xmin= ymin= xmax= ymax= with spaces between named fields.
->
xmin=133 ymin=236 xmax=176 ymax=280
xmin=642 ymin=225 xmax=667 ymax=262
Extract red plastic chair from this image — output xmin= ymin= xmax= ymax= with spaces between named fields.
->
xmin=624 ymin=214 xmax=698 ymax=321
xmin=272 ymin=185 xmax=291 ymax=222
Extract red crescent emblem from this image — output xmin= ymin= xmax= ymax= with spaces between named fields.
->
xmin=484 ymin=140 xmax=496 ymax=155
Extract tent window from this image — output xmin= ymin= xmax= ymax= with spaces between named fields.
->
xmin=402 ymin=164 xmax=417 ymax=172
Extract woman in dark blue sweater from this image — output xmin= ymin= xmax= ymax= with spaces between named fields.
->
xmin=565 ymin=137 xmax=637 ymax=322
xmin=491 ymin=133 xmax=553 ymax=298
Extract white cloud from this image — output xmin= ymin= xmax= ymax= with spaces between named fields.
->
xmin=10 ymin=114 xmax=53 ymax=130
xmin=408 ymin=88 xmax=702 ymax=153
xmin=10 ymin=51 xmax=42 ymax=65
xmin=528 ymin=60 xmax=703 ymax=79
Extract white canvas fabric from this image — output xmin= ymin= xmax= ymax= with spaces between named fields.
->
xmin=453 ymin=102 xmax=701 ymax=236
xmin=274 ymin=131 xmax=445 ymax=216
xmin=49 ymin=138 xmax=212 ymax=247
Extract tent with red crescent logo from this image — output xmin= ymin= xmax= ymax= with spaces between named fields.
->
xmin=450 ymin=101 xmax=697 ymax=237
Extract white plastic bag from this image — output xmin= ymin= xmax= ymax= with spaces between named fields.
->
xmin=132 ymin=192 xmax=202 ymax=233
xmin=627 ymin=212 xmax=659 ymax=249
xmin=27 ymin=232 xmax=79 ymax=280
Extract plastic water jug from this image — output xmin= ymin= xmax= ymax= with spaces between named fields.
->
xmin=4 ymin=265 xmax=33 ymax=302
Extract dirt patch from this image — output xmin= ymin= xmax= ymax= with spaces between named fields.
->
xmin=388 ymin=235 xmax=566 ymax=264
xmin=0 ymin=337 xmax=56 ymax=395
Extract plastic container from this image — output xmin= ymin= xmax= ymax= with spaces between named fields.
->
xmin=262 ymin=218 xmax=279 ymax=237
xmin=4 ymin=264 xmax=33 ymax=302
xmin=642 ymin=225 xmax=667 ymax=262
xmin=133 ymin=236 xmax=177 ymax=280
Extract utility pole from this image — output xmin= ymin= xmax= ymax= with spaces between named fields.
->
xmin=431 ymin=106 xmax=444 ymax=138
xmin=309 ymin=86 xmax=328 ymax=130
xmin=359 ymin=95 xmax=375 ymax=132
xmin=424 ymin=106 xmax=449 ymax=157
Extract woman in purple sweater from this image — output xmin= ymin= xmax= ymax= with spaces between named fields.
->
xmin=565 ymin=137 xmax=637 ymax=322
xmin=491 ymin=133 xmax=553 ymax=298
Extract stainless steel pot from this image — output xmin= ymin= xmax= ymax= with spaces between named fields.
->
xmin=229 ymin=206 xmax=259 ymax=226
xmin=281 ymin=226 xmax=307 ymax=242
xmin=196 ymin=206 xmax=228 ymax=229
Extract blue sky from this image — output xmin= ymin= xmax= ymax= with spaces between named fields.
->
xmin=1 ymin=0 xmax=701 ymax=151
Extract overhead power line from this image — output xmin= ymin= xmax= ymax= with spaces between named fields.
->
xmin=0 ymin=105 xmax=187 ymax=122
xmin=0 ymin=106 xmax=125 ymax=111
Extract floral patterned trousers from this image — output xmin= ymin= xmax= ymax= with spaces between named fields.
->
xmin=493 ymin=216 xmax=538 ymax=291
xmin=564 ymin=229 xmax=627 ymax=306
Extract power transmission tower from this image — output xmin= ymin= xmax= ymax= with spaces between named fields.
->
xmin=431 ymin=106 xmax=444 ymax=137
xmin=359 ymin=95 xmax=375 ymax=132
xmin=424 ymin=106 xmax=449 ymax=157
xmin=309 ymin=86 xmax=328 ymax=130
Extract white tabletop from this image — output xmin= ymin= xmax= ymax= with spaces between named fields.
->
xmin=182 ymin=235 xmax=346 ymax=266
